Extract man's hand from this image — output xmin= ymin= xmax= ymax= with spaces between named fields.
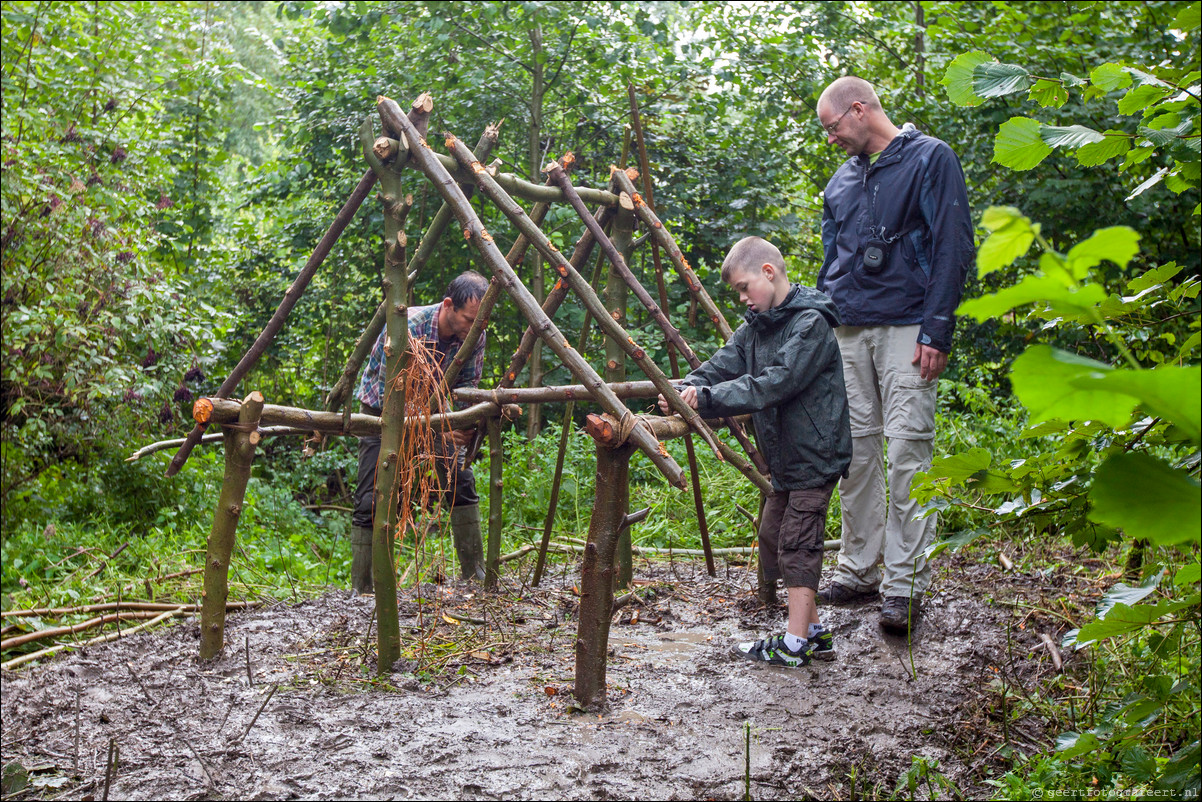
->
xmin=912 ymin=344 xmax=949 ymax=381
xmin=657 ymin=385 xmax=699 ymax=414
xmin=445 ymin=428 xmax=473 ymax=448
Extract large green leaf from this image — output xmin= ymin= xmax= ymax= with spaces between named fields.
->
xmin=977 ymin=207 xmax=1036 ymax=275
xmin=957 ymin=275 xmax=1107 ymax=321
xmin=1095 ymin=571 xmax=1163 ymax=618
xmin=1040 ymin=124 xmax=1106 ymax=149
xmin=1118 ymin=83 xmax=1170 ymax=115
xmin=1009 ymin=346 xmax=1138 ymax=428
xmin=1028 ymin=78 xmax=1069 ymax=108
xmin=973 ymin=61 xmax=1032 ymax=97
xmin=1076 ymin=132 xmax=1132 ymax=166
xmin=1090 ymin=62 xmax=1133 ymax=92
xmin=925 ymin=527 xmax=989 ymax=560
xmin=993 ymin=117 xmax=1053 ymax=171
xmin=1090 ymin=453 xmax=1202 ymax=546
xmin=925 ymin=447 xmax=991 ymax=484
xmin=941 ymin=51 xmax=991 ymax=107
xmin=1065 ymin=226 xmax=1141 ymax=279
xmin=1072 ymin=365 xmax=1202 ymax=442
xmin=1076 ymin=598 xmax=1196 ymax=643
xmin=1173 ymin=3 xmax=1201 ymax=30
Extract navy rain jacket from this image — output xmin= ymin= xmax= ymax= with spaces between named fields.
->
xmin=817 ymin=124 xmax=974 ymax=353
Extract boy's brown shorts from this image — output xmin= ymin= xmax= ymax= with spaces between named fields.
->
xmin=757 ymin=483 xmax=836 ymax=591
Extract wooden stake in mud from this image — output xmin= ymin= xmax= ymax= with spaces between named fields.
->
xmin=199 ymin=391 xmax=264 ymax=659
xmin=377 ymin=99 xmax=685 ymax=488
xmin=485 ymin=417 xmax=503 ymax=589
xmin=369 ymin=139 xmax=417 ymax=674
xmin=574 ymin=436 xmax=637 ymax=711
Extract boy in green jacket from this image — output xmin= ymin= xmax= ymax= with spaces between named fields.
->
xmin=659 ymin=236 xmax=852 ymax=666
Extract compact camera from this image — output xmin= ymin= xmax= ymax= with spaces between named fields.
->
xmin=862 ymin=238 xmax=890 ymax=273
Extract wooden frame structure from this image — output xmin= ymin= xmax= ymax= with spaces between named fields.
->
xmin=162 ymin=92 xmax=773 ymax=711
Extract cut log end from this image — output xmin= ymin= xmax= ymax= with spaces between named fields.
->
xmin=584 ymin=414 xmax=616 ymax=445
xmin=562 ymin=152 xmax=576 ymax=168
xmin=246 ymin=391 xmax=264 ymax=404
xmin=412 ymin=92 xmax=434 ymax=113
xmin=193 ymin=398 xmax=214 ymax=425
xmin=619 ymin=192 xmax=635 ymax=210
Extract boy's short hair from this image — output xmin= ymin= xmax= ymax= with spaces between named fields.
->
xmin=444 ymin=270 xmax=490 ymax=309
xmin=720 ymin=237 xmax=788 ymax=283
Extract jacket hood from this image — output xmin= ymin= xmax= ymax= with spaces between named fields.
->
xmin=744 ymin=284 xmax=842 ymax=332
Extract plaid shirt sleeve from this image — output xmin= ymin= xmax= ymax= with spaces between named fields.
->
xmin=356 ymin=305 xmax=440 ymax=409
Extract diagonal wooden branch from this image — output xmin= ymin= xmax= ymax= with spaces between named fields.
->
xmin=442 ymin=165 xmax=559 ymax=390
xmin=377 ymin=97 xmax=685 ymax=488
xmin=326 ymin=123 xmax=502 ymax=415
xmin=609 ymin=167 xmax=734 ymax=341
xmin=546 ymin=162 xmax=773 ymax=490
xmin=377 ymin=101 xmax=687 ymax=490
xmin=442 ymin=134 xmax=760 ymax=490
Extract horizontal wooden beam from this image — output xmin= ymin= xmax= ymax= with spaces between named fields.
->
xmin=193 ymin=397 xmax=520 ymax=436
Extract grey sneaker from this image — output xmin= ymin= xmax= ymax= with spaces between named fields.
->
xmin=880 ymin=595 xmax=923 ymax=634
xmin=732 ymin=634 xmax=815 ymax=668
xmin=808 ymin=626 xmax=836 ymax=662
xmin=817 ymin=582 xmax=878 ymax=605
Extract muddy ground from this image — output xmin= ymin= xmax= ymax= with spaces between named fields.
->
xmin=1 ymin=553 xmax=1068 ymax=800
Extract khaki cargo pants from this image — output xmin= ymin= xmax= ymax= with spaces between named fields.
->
xmin=831 ymin=324 xmax=938 ymax=598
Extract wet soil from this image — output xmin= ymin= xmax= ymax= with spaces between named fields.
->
xmin=1 ymin=555 xmax=1053 ymax=800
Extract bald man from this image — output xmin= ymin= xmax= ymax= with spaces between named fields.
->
xmin=815 ymin=77 xmax=974 ymax=634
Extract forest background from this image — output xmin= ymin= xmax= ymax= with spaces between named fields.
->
xmin=2 ymin=1 xmax=1199 ymax=798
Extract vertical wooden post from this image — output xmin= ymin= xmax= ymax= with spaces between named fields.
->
xmin=200 ymin=391 xmax=264 ymax=659
xmin=574 ymin=439 xmax=636 ymax=711
xmin=371 ymin=98 xmax=429 ymax=674
xmin=609 ymin=197 xmax=636 ymax=590
xmin=485 ymin=416 xmax=503 ymax=589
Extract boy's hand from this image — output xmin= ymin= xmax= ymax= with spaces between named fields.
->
xmin=658 ymin=385 xmax=699 ymax=414
xmin=445 ymin=429 xmax=473 ymax=448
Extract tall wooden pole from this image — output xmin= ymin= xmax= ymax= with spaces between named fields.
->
xmin=532 ymin=245 xmax=609 ymax=586
xmin=609 ymin=198 xmax=635 ymax=590
xmin=369 ymin=97 xmax=430 ymax=674
xmin=485 ymin=417 xmax=503 ymax=589
xmin=628 ymin=85 xmax=716 ymax=576
xmin=199 ymin=391 xmax=264 ymax=659
xmin=574 ymin=439 xmax=636 ymax=711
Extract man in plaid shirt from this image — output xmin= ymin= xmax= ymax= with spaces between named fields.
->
xmin=350 ymin=271 xmax=490 ymax=593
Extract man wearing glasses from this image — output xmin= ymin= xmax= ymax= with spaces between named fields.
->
xmin=814 ymin=76 xmax=974 ymax=634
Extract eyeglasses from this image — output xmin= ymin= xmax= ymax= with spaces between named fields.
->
xmin=821 ymin=103 xmax=858 ymax=135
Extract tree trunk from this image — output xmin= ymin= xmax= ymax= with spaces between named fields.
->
xmin=199 ymin=391 xmax=264 ymax=659
xmin=574 ymin=439 xmax=636 ymax=711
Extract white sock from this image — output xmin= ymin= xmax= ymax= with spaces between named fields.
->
xmin=783 ymin=630 xmax=806 ymax=652
xmin=808 ymin=623 xmax=824 ymax=638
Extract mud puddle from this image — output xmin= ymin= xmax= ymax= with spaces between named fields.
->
xmin=1 ymin=558 xmax=1019 ymax=800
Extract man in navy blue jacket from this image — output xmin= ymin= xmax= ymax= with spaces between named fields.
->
xmin=815 ymin=76 xmax=974 ymax=633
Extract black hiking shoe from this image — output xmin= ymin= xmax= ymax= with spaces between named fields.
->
xmin=732 ymin=634 xmax=815 ymax=668
xmin=880 ymin=595 xmax=923 ymax=634
xmin=817 ymin=582 xmax=878 ymax=606
xmin=808 ymin=626 xmax=836 ymax=662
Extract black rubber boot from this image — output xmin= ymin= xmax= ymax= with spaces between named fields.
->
xmin=350 ymin=525 xmax=374 ymax=596
xmin=450 ymin=505 xmax=486 ymax=582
